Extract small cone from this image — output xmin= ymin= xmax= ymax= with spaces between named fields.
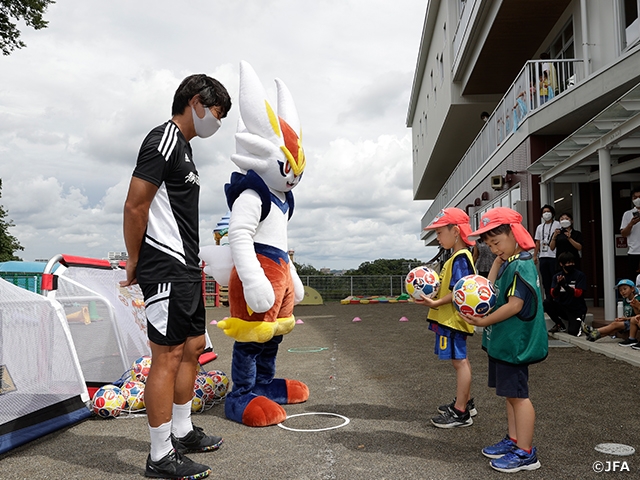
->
xmin=352 ymin=317 xmax=362 ymax=322
xmin=88 ymin=301 xmax=101 ymax=321
xmin=67 ymin=306 xmax=91 ymax=325
xmin=296 ymin=319 xmax=304 ymax=324
xmin=210 ymin=320 xmax=218 ymax=325
xmin=399 ymin=316 xmax=409 ymax=322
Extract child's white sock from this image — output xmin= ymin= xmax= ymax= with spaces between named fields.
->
xmin=149 ymin=420 xmax=173 ymax=462
xmin=171 ymin=401 xmax=193 ymax=438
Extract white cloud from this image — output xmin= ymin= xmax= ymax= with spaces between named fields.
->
xmin=0 ymin=0 xmax=432 ymax=268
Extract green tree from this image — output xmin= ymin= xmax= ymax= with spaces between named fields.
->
xmin=294 ymin=261 xmax=325 ymax=276
xmin=345 ymin=258 xmax=425 ymax=276
xmin=0 ymin=179 xmax=23 ymax=261
xmin=1 ymin=0 xmax=55 ymax=55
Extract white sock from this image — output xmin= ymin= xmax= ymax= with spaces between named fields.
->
xmin=149 ymin=421 xmax=173 ymax=462
xmin=171 ymin=401 xmax=193 ymax=439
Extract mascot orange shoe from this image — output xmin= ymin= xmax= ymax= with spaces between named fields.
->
xmin=214 ymin=61 xmax=308 ymax=426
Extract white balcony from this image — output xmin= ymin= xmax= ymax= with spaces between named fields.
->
xmin=421 ymin=58 xmax=584 ymax=233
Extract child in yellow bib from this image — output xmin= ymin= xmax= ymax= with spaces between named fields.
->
xmin=418 ymin=208 xmax=476 ymax=428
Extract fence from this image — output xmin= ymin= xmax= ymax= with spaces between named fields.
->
xmin=202 ymin=274 xmax=408 ymax=304
xmin=0 ymin=273 xmax=42 ymax=293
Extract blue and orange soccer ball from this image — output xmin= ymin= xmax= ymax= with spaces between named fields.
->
xmin=453 ymin=274 xmax=497 ymax=317
xmin=206 ymin=370 xmax=229 ymax=400
xmin=121 ymin=381 xmax=145 ymax=411
xmin=405 ymin=266 xmax=441 ymax=300
xmin=192 ymin=373 xmax=217 ymax=413
xmin=130 ymin=355 xmax=152 ymax=383
xmin=92 ymin=385 xmax=126 ymax=418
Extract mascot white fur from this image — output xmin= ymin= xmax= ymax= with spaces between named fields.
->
xmin=202 ymin=61 xmax=308 ymax=426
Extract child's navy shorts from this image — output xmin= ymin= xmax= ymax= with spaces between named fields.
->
xmin=488 ymin=357 xmax=529 ymax=398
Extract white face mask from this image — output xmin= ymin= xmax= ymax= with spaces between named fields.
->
xmin=560 ymin=219 xmax=571 ymax=228
xmin=542 ymin=212 xmax=553 ymax=222
xmin=192 ymin=105 xmax=221 ymax=138
xmin=633 ymin=198 xmax=640 ymax=208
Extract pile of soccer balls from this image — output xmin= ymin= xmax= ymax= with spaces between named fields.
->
xmin=91 ymin=355 xmax=229 ymax=418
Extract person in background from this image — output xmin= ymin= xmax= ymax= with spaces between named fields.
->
xmin=620 ymin=187 xmax=640 ymax=280
xmin=549 ymin=213 xmax=582 ymax=270
xmin=582 ymin=279 xmax=640 ymax=346
xmin=544 ymin=252 xmax=587 ymax=336
xmin=473 ymin=237 xmax=497 ymax=278
xmin=481 ymin=111 xmax=490 ymax=122
xmin=533 ymin=205 xmax=561 ymax=299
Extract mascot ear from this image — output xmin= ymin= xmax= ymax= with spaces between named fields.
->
xmin=275 ymin=78 xmax=301 ymax=137
xmin=238 ymin=61 xmax=284 ymax=147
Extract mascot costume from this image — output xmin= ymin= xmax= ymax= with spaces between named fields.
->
xmin=202 ymin=61 xmax=309 ymax=427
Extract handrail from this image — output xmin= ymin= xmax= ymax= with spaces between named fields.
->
xmin=421 ymin=58 xmax=584 ymax=228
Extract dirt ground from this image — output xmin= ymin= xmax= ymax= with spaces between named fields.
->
xmin=1 ymin=302 xmax=639 ymax=479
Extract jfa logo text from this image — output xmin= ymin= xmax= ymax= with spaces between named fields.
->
xmin=592 ymin=460 xmax=630 ymax=472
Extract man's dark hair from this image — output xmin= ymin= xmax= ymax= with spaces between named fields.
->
xmin=560 ymin=212 xmax=573 ymax=220
xmin=479 ymin=224 xmax=512 ymax=242
xmin=541 ymin=204 xmax=555 ymax=216
xmin=172 ymin=74 xmax=232 ymax=117
xmin=557 ymin=252 xmax=575 ymax=265
xmin=632 ymin=186 xmax=640 ymax=196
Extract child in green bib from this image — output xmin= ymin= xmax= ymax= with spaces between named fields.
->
xmin=460 ymin=207 xmax=547 ymax=474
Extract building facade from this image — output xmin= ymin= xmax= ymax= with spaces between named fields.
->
xmin=408 ymin=0 xmax=640 ymax=319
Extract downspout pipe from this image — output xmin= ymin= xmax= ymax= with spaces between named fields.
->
xmin=581 ymin=0 xmax=590 ymax=76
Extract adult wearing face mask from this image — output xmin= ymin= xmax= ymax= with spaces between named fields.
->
xmin=534 ymin=204 xmax=561 ymax=299
xmin=621 ymin=187 xmax=640 ymax=280
xmin=544 ymin=252 xmax=588 ymax=336
xmin=550 ymin=213 xmax=583 ymax=270
xmin=121 ymin=74 xmax=232 ymax=480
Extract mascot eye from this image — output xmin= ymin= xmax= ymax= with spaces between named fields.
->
xmin=278 ymin=160 xmax=291 ymax=177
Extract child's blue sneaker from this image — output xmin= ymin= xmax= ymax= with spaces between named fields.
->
xmin=481 ymin=435 xmax=516 ymax=459
xmin=490 ymin=446 xmax=541 ymax=472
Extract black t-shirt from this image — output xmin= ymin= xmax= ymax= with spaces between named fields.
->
xmin=132 ymin=121 xmax=202 ymax=283
xmin=555 ymin=228 xmax=583 ymax=265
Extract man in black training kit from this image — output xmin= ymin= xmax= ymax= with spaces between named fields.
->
xmin=121 ymin=74 xmax=231 ymax=479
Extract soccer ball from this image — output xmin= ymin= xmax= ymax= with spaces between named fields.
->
xmin=192 ymin=373 xmax=216 ymax=413
xmin=130 ymin=355 xmax=152 ymax=383
xmin=206 ymin=370 xmax=229 ymax=400
xmin=453 ymin=274 xmax=497 ymax=317
xmin=405 ymin=266 xmax=440 ymax=300
xmin=92 ymin=385 xmax=126 ymax=418
xmin=121 ymin=381 xmax=145 ymax=411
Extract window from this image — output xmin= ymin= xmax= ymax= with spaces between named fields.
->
xmin=458 ymin=0 xmax=467 ymax=18
xmin=622 ymin=0 xmax=640 ymax=48
xmin=549 ymin=19 xmax=574 ymax=59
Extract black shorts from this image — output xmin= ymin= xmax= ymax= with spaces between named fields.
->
xmin=140 ymin=281 xmax=205 ymax=346
xmin=488 ymin=357 xmax=529 ymax=398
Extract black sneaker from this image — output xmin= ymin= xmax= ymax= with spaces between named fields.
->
xmin=548 ymin=324 xmax=566 ymax=334
xmin=172 ymin=425 xmax=223 ymax=454
xmin=145 ymin=449 xmax=211 ymax=479
xmin=437 ymin=397 xmax=477 ymax=417
xmin=619 ymin=338 xmax=638 ymax=347
xmin=631 ymin=343 xmax=640 ymax=351
xmin=431 ymin=405 xmax=473 ymax=428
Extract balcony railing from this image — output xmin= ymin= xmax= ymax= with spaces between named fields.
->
xmin=421 ymin=58 xmax=584 ymax=231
